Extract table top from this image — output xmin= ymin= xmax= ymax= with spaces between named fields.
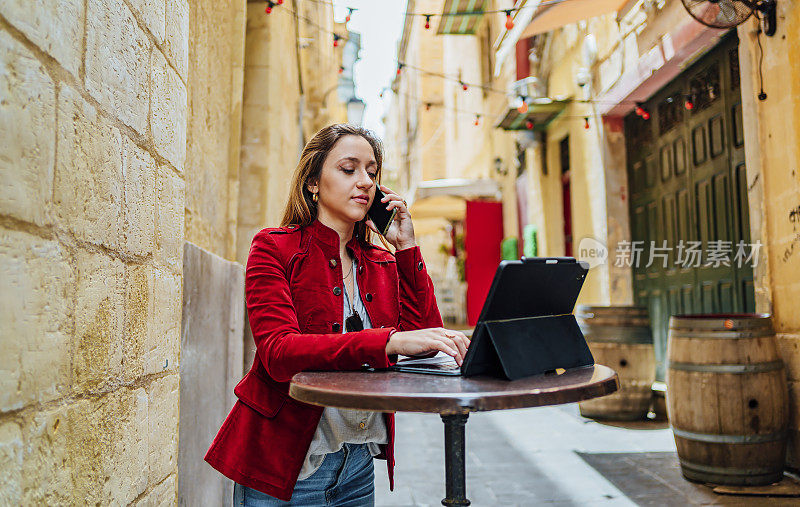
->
xmin=290 ymin=365 xmax=618 ymax=414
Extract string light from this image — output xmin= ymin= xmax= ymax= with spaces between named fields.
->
xmin=634 ymin=104 xmax=645 ymax=116
xmin=345 ymin=7 xmax=354 ymax=23
xmin=474 ymin=114 xmax=481 ymax=126
xmin=584 ymin=117 xmax=590 ymax=130
xmin=504 ymin=10 xmax=514 ymax=30
xmin=425 ymin=15 xmax=432 ymax=29
xmin=265 ymin=1 xmax=274 ymax=14
xmin=333 ymin=34 xmax=340 ymax=47
xmin=684 ymin=94 xmax=694 ymax=110
xmin=641 ymin=110 xmax=650 ymax=120
xmin=461 ymin=81 xmax=468 ymax=91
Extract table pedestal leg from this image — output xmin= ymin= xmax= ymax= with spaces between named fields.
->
xmin=441 ymin=413 xmax=470 ymax=506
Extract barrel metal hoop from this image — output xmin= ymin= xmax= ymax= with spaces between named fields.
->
xmin=580 ymin=326 xmax=653 ymax=344
xmin=667 ymin=360 xmax=784 ymax=374
xmin=679 ymin=458 xmax=781 ymax=477
xmin=672 ymin=427 xmax=787 ymax=444
xmin=667 ymin=330 xmax=775 ymax=340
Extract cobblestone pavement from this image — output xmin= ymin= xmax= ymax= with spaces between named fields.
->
xmin=374 ymin=404 xmax=796 ymax=506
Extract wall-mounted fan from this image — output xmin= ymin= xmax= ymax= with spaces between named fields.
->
xmin=680 ymin=0 xmax=777 ymax=36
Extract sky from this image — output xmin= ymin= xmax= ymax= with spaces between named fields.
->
xmin=332 ymin=0 xmax=407 ymax=138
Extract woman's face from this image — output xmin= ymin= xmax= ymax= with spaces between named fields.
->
xmin=310 ymin=135 xmax=378 ymax=226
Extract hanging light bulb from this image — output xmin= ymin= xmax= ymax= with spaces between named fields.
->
xmin=396 ymin=63 xmax=403 ymax=76
xmin=641 ymin=110 xmax=650 ymax=120
xmin=525 ymin=120 xmax=534 ymax=130
xmin=265 ymin=1 xmax=274 ymax=14
xmin=276 ymin=0 xmax=283 ymax=4
xmin=338 ymin=65 xmax=344 ymax=74
xmin=634 ymin=104 xmax=645 ymax=116
xmin=517 ymin=98 xmax=528 ymax=114
xmin=474 ymin=114 xmax=480 ymax=126
xmin=425 ymin=15 xmax=431 ymax=29
xmin=425 ymin=103 xmax=431 ymax=111
xmin=584 ymin=117 xmax=590 ymax=130
xmin=504 ymin=10 xmax=514 ymax=30
xmin=461 ymin=81 xmax=468 ymax=91
xmin=346 ymin=7 xmax=354 ymax=23
xmin=684 ymin=94 xmax=694 ymax=110
xmin=333 ymin=34 xmax=340 ymax=47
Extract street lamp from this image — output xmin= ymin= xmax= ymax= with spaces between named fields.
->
xmin=493 ymin=157 xmax=508 ymax=176
xmin=347 ymin=98 xmax=366 ymax=126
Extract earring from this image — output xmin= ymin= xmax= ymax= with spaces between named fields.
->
xmin=312 ymin=192 xmax=318 ymax=203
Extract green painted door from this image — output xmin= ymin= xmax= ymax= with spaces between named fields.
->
xmin=625 ymin=32 xmax=755 ymax=380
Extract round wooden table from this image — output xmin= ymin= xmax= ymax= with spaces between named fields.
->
xmin=290 ymin=365 xmax=618 ymax=506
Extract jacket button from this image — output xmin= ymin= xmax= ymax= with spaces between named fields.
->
xmin=365 ymin=293 xmax=373 ymax=302
xmin=329 ymin=258 xmax=337 ymax=269
xmin=417 ymin=261 xmax=424 ymax=271
xmin=332 ymin=322 xmax=341 ymax=332
xmin=333 ymin=286 xmax=342 ymax=296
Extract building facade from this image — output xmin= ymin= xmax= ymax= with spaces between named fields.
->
xmin=0 ymin=0 xmax=354 ymax=503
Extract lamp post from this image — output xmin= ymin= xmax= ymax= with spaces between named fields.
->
xmin=347 ymin=98 xmax=366 ymax=126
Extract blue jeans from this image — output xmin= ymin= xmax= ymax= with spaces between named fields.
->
xmin=233 ymin=443 xmax=375 ymax=506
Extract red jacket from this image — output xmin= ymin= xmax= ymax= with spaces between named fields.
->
xmin=204 ymin=219 xmax=443 ymax=500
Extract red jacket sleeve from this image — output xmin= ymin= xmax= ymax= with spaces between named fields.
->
xmin=394 ymin=246 xmax=444 ymax=331
xmin=245 ymin=232 xmax=395 ymax=383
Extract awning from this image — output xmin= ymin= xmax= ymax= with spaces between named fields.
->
xmin=437 ymin=0 xmax=487 ymax=35
xmin=410 ymin=178 xmax=500 ymax=204
xmin=408 ymin=178 xmax=500 ymax=221
xmin=495 ymin=99 xmax=569 ymax=131
xmin=519 ymin=0 xmax=628 ymax=39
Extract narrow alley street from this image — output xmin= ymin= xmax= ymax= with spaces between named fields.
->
xmin=377 ymin=405 xmax=794 ymax=506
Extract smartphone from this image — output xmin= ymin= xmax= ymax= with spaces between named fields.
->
xmin=367 ymin=186 xmax=399 ymax=237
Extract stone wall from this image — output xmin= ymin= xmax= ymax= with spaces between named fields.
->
xmin=184 ymin=0 xmax=245 ymax=261
xmin=736 ymin=5 xmax=800 ymax=468
xmin=0 ymin=0 xmax=187 ymax=503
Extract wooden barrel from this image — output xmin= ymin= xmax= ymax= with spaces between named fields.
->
xmin=577 ymin=306 xmax=655 ymax=420
xmin=667 ymin=314 xmax=788 ymax=486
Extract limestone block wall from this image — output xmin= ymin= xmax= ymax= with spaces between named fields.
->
xmin=736 ymin=5 xmax=800 ymax=468
xmin=237 ymin=2 xmax=303 ymax=265
xmin=184 ymin=0 xmax=246 ymax=261
xmin=0 ymin=0 xmax=187 ymax=503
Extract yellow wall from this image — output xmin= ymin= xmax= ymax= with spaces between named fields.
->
xmin=0 ymin=0 xmax=187 ymax=502
xmin=737 ymin=4 xmax=800 ymax=467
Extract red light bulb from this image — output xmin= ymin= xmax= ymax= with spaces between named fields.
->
xmin=474 ymin=116 xmax=480 ymax=126
xmin=276 ymin=0 xmax=283 ymax=4
xmin=584 ymin=117 xmax=590 ymax=130
xmin=338 ymin=66 xmax=344 ymax=74
xmin=462 ymin=83 xmax=468 ymax=91
xmin=684 ymin=99 xmax=694 ymax=110
xmin=425 ymin=15 xmax=431 ymax=29
xmin=505 ymin=11 xmax=514 ymax=30
xmin=642 ymin=111 xmax=650 ymax=120
xmin=525 ymin=120 xmax=534 ymax=130
xmin=517 ymin=101 xmax=528 ymax=114
xmin=635 ymin=106 xmax=644 ymax=116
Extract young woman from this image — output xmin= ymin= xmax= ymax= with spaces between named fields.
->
xmin=205 ymin=124 xmax=470 ymax=506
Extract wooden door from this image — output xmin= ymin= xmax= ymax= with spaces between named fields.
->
xmin=624 ymin=32 xmax=754 ymax=380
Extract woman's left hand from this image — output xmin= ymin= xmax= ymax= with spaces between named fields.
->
xmin=365 ymin=184 xmax=416 ymax=250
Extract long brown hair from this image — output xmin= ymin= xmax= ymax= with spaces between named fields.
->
xmin=281 ymin=124 xmax=387 ymax=246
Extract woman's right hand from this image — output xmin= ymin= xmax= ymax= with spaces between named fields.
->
xmin=386 ymin=328 xmax=471 ymax=366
